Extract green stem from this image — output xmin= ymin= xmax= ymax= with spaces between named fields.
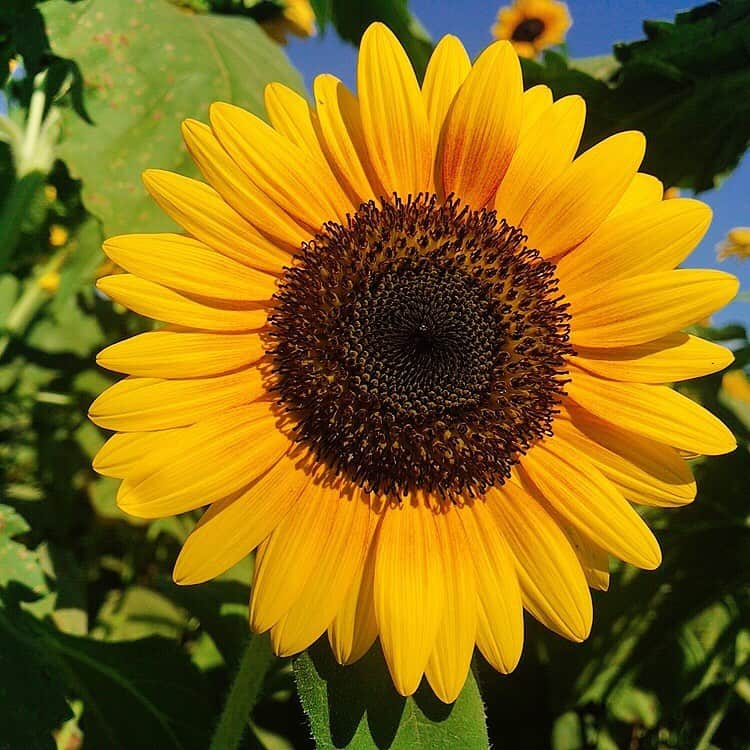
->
xmin=0 ymin=244 xmax=70 ymax=358
xmin=19 ymin=81 xmax=47 ymax=173
xmin=209 ymin=632 xmax=275 ymax=750
xmin=694 ymin=663 xmax=748 ymax=750
xmin=0 ymin=170 xmax=46 ymax=272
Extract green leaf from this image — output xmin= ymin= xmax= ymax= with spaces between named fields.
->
xmin=314 ymin=0 xmax=433 ymax=80
xmin=41 ymin=0 xmax=304 ymax=237
xmin=0 ymin=586 xmax=214 ymax=750
xmin=0 ymin=273 xmax=20 ymax=322
xmin=309 ymin=0 xmax=332 ymax=27
xmin=607 ymin=684 xmax=660 ymax=729
xmin=155 ymin=577 xmax=251 ymax=668
xmin=522 ymin=1 xmax=750 ymax=191
xmin=294 ymin=641 xmax=489 ymax=749
xmin=0 ymin=504 xmax=46 ymax=594
xmin=0 ymin=588 xmax=72 ymax=750
xmin=26 ymin=296 xmax=105 ymax=356
xmin=50 ymin=215 xmax=105 ymax=313
xmin=93 ymin=585 xmax=190 ymax=641
xmin=551 ymin=711 xmax=584 ymax=750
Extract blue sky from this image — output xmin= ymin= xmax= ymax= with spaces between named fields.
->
xmin=287 ymin=0 xmax=749 ymax=326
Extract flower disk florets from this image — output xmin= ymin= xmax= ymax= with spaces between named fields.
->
xmin=269 ymin=195 xmax=572 ymax=500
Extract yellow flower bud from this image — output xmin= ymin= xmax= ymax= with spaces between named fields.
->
xmin=38 ymin=271 xmax=61 ymax=294
xmin=49 ymin=224 xmax=69 ymax=248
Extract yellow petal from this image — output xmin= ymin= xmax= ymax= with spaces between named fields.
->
xmin=458 ymin=500 xmax=523 ymax=674
xmin=573 ymin=333 xmax=734 ymax=383
xmin=374 ymin=497 xmax=445 ymax=697
xmin=141 ymin=170 xmax=290 ymax=274
xmin=439 ymin=40 xmax=522 ymax=208
xmin=173 ymin=449 xmax=307 ymax=584
xmin=568 ymin=270 xmax=739 ymax=348
xmin=97 ymin=330 xmax=265 ymax=377
xmin=327 ymin=513 xmax=380 ymax=665
xmin=93 ymin=429 xmax=181 ymax=479
xmin=608 ymin=172 xmax=663 ymax=219
xmin=210 ymin=102 xmax=353 ymax=231
xmin=264 ymin=82 xmax=327 ymax=163
xmin=118 ymin=403 xmax=288 ymax=519
xmin=422 ymin=35 xmax=471 ymax=164
xmin=519 ymin=85 xmax=552 ymax=139
xmin=564 ymin=525 xmax=610 ymax=592
xmin=567 ymin=366 xmax=737 ymax=456
xmin=250 ymin=476 xmax=339 ymax=632
xmin=488 ymin=484 xmax=592 ymax=642
xmin=555 ymin=406 xmax=696 ymax=507
xmin=271 ymin=493 xmax=370 ymax=656
xmin=102 ymin=233 xmax=277 ymax=302
xmin=495 ymin=95 xmax=585 ymax=228
xmin=358 ymin=23 xmax=432 ymax=199
xmin=521 ymin=439 xmax=662 ymax=570
xmin=522 ymin=131 xmax=645 ymax=258
xmin=425 ymin=507 xmax=477 ymax=703
xmin=97 ymin=275 xmax=269 ymax=332
xmin=89 ymin=369 xmax=265 ymax=433
xmin=557 ymin=199 xmax=713 ymax=294
xmin=312 ymin=74 xmax=384 ymax=205
xmin=181 ymin=119 xmax=308 ymax=248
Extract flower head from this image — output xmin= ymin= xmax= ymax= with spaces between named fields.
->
xmin=492 ymin=0 xmax=571 ymax=58
xmin=717 ymin=226 xmax=750 ymax=261
xmin=261 ymin=0 xmax=316 ymax=45
xmin=91 ymin=24 xmax=737 ymax=703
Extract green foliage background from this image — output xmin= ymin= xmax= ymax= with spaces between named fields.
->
xmin=0 ymin=1 xmax=748 ymax=748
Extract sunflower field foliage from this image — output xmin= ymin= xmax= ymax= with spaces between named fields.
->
xmin=1 ymin=1 xmax=749 ymax=748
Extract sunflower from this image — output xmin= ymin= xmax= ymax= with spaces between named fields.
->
xmin=717 ymin=226 xmax=750 ymax=261
xmin=492 ymin=0 xmax=571 ymax=58
xmin=260 ymin=0 xmax=316 ymax=45
xmin=90 ymin=24 xmax=738 ymax=703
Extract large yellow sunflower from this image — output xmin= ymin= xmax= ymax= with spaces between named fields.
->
xmin=492 ymin=0 xmax=571 ymax=58
xmin=90 ymin=24 xmax=738 ymax=703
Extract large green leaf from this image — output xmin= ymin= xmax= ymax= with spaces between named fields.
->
xmin=295 ymin=641 xmax=489 ymax=749
xmin=312 ymin=0 xmax=432 ymax=79
xmin=155 ymin=576 xmax=251 ymax=668
xmin=0 ymin=505 xmax=46 ymax=593
xmin=0 ymin=586 xmax=214 ymax=750
xmin=523 ymin=0 xmax=750 ymax=191
xmin=0 ymin=588 xmax=72 ymax=750
xmin=41 ymin=0 xmax=304 ymax=237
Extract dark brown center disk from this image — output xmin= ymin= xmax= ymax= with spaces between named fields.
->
xmin=269 ymin=195 xmax=571 ymax=501
xmin=512 ymin=18 xmax=545 ymax=43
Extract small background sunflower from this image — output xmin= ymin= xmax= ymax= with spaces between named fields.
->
xmin=492 ymin=0 xmax=572 ymax=58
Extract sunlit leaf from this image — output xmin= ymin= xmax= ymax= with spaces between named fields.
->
xmin=0 ymin=586 xmax=214 ymax=750
xmin=0 ymin=505 xmax=46 ymax=593
xmin=41 ymin=0 xmax=304 ymax=237
xmin=523 ymin=1 xmax=750 ymax=191
xmin=295 ymin=641 xmax=489 ymax=749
